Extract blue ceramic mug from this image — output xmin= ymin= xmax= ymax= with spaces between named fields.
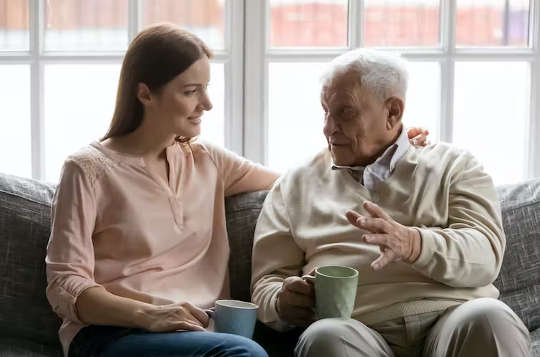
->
xmin=208 ymin=300 xmax=258 ymax=339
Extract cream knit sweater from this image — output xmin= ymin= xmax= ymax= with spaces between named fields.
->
xmin=251 ymin=143 xmax=505 ymax=329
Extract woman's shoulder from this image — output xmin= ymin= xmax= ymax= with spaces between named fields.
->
xmin=188 ymin=138 xmax=231 ymax=162
xmin=189 ymin=138 xmax=219 ymax=155
xmin=62 ymin=143 xmax=116 ymax=186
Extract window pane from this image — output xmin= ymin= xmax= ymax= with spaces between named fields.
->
xmin=141 ymin=0 xmax=225 ymax=50
xmin=44 ymin=64 xmax=121 ymax=182
xmin=402 ymin=62 xmax=440 ymax=139
xmin=44 ymin=0 xmax=128 ymax=51
xmin=200 ymin=63 xmax=224 ymax=147
xmin=454 ymin=62 xmax=529 ymax=185
xmin=456 ymin=0 xmax=529 ymax=47
xmin=364 ymin=0 xmax=440 ymax=47
xmin=270 ymin=0 xmax=348 ymax=48
xmin=268 ymin=62 xmax=327 ymax=173
xmin=0 ymin=65 xmax=31 ymax=177
xmin=0 ymin=0 xmax=29 ymax=51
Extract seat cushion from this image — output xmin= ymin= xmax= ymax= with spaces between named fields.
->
xmin=0 ymin=338 xmax=61 ymax=357
xmin=0 ymin=173 xmax=61 ymax=348
xmin=494 ymin=178 xmax=540 ymax=332
xmin=531 ymin=328 xmax=540 ymax=357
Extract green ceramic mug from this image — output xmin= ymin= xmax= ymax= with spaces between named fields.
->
xmin=304 ymin=265 xmax=359 ymax=320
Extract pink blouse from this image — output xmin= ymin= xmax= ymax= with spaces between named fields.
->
xmin=45 ymin=139 xmax=277 ymax=356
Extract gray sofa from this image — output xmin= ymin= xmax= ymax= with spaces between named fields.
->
xmin=0 ymin=172 xmax=538 ymax=356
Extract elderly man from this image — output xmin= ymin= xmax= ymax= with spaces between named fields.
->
xmin=251 ymin=49 xmax=531 ymax=357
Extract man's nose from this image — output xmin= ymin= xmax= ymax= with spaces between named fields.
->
xmin=323 ymin=115 xmax=338 ymax=135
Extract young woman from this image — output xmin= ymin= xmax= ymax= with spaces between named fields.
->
xmin=46 ymin=23 xmax=428 ymax=357
xmin=46 ymin=24 xmax=276 ymax=357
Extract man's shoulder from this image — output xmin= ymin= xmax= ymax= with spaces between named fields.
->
xmin=413 ymin=142 xmax=476 ymax=164
xmin=280 ymin=148 xmax=331 ymax=184
xmin=409 ymin=142 xmax=484 ymax=179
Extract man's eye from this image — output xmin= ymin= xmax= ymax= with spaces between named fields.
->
xmin=184 ymin=89 xmax=197 ymax=95
xmin=342 ymin=108 xmax=355 ymax=118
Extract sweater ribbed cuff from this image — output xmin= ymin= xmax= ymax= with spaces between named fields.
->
xmin=411 ymin=227 xmax=436 ymax=271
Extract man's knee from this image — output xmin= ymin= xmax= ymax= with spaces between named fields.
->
xmin=294 ymin=318 xmax=388 ymax=357
xmin=431 ymin=298 xmax=531 ymax=356
xmin=450 ymin=298 xmax=524 ymax=332
xmin=295 ymin=318 xmax=350 ymax=357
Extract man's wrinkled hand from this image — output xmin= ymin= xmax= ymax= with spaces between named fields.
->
xmin=276 ymin=276 xmax=315 ymax=326
xmin=346 ymin=201 xmax=422 ymax=270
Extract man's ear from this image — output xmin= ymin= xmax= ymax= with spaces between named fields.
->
xmin=136 ymin=82 xmax=152 ymax=106
xmin=384 ymin=97 xmax=404 ymax=130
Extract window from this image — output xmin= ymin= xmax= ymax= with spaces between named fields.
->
xmin=245 ymin=0 xmax=538 ymax=185
xmin=0 ymin=0 xmax=238 ymax=182
xmin=1 ymin=0 xmax=539 ymax=185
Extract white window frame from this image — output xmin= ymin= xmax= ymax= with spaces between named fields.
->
xmin=1 ymin=0 xmax=539 ymax=180
xmin=0 ymin=0 xmax=244 ymax=180
xmin=244 ymin=0 xmax=540 ymax=180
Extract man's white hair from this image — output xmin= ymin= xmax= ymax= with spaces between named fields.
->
xmin=321 ymin=48 xmax=409 ymax=101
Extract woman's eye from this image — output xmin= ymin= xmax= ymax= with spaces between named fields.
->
xmin=184 ymin=89 xmax=197 ymax=95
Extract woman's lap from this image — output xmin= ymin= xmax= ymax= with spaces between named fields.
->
xmin=69 ymin=325 xmax=268 ymax=357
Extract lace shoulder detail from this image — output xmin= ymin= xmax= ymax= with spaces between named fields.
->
xmin=66 ymin=146 xmax=115 ymax=186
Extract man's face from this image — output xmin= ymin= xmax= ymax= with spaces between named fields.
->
xmin=321 ymin=72 xmax=393 ymax=166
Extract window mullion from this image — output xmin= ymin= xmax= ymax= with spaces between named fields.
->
xmin=243 ymin=0 xmax=267 ymax=164
xmin=439 ymin=0 xmax=456 ymax=143
xmin=349 ymin=0 xmax=361 ymax=49
xmin=528 ymin=0 xmax=540 ymax=178
xmin=225 ymin=0 xmax=244 ymax=155
xmin=30 ymin=0 xmax=44 ymax=180
xmin=128 ymin=0 xmax=140 ymax=42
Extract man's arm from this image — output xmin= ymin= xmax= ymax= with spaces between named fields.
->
xmin=251 ymin=178 xmax=307 ymax=330
xmin=411 ymin=154 xmax=505 ymax=287
xmin=347 ymin=152 xmax=505 ymax=288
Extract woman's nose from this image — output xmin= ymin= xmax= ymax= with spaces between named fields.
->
xmin=200 ymin=91 xmax=213 ymax=111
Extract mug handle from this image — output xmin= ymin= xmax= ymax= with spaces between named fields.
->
xmin=204 ymin=308 xmax=215 ymax=319
xmin=302 ymin=275 xmax=316 ymax=284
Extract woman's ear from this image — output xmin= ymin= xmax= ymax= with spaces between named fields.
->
xmin=136 ymin=82 xmax=152 ymax=105
xmin=385 ymin=97 xmax=404 ymax=130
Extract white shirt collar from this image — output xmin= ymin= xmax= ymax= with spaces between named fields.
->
xmin=331 ymin=127 xmax=410 ymax=185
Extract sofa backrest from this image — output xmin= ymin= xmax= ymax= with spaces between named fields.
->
xmin=225 ymin=190 xmax=269 ymax=302
xmin=0 ymin=172 xmax=538 ymax=353
xmin=0 ymin=173 xmax=60 ymax=350
xmin=494 ymin=179 xmax=540 ymax=331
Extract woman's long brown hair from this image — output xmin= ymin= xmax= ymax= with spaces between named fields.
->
xmin=102 ymin=23 xmax=212 ymax=141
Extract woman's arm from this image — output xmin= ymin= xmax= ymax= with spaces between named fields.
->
xmin=202 ymin=142 xmax=280 ymax=195
xmin=76 ymin=287 xmax=209 ymax=332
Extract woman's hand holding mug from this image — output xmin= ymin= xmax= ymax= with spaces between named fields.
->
xmin=137 ymin=301 xmax=209 ymax=332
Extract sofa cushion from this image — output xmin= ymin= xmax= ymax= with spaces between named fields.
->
xmin=494 ymin=178 xmax=540 ymax=332
xmin=531 ymin=328 xmax=540 ymax=357
xmin=0 ymin=173 xmax=61 ymax=349
xmin=0 ymin=337 xmax=61 ymax=357
xmin=225 ymin=190 xmax=269 ymax=302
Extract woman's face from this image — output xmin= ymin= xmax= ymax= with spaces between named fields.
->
xmin=146 ymin=55 xmax=212 ymax=138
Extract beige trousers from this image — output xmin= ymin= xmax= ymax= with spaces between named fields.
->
xmin=294 ymin=298 xmax=531 ymax=357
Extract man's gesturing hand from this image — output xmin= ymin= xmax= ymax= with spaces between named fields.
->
xmin=276 ymin=276 xmax=315 ymax=326
xmin=346 ymin=201 xmax=422 ymax=271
